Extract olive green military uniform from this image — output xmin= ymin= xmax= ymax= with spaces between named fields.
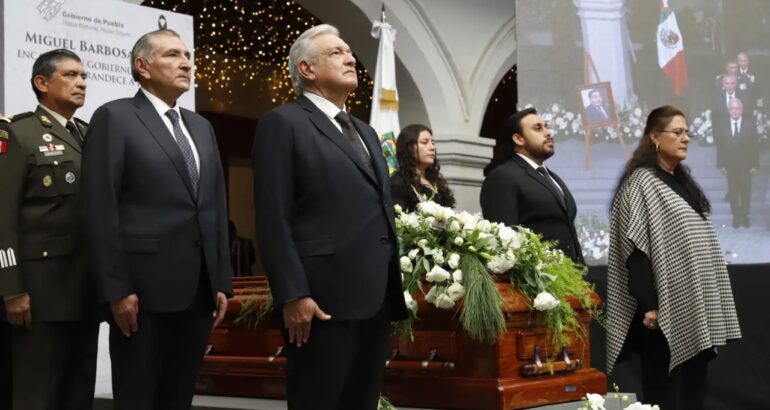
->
xmin=0 ymin=106 xmax=99 ymax=410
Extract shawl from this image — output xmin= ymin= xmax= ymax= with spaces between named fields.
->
xmin=606 ymin=167 xmax=741 ymax=373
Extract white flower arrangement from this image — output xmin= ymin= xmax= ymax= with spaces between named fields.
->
xmin=395 ymin=201 xmax=599 ymax=345
xmin=579 ymin=384 xmax=659 ymax=410
xmin=576 ymin=215 xmax=610 ymax=265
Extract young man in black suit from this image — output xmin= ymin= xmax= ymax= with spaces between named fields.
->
xmin=252 ymin=24 xmax=408 ymax=410
xmin=481 ymin=108 xmax=584 ymax=264
xmin=81 ymin=30 xmax=233 ymax=409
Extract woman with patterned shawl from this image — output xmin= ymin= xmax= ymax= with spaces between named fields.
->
xmin=606 ymin=106 xmax=741 ymax=410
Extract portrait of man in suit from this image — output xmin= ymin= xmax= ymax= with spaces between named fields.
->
xmin=716 ymin=98 xmax=758 ymax=228
xmin=80 ymin=30 xmax=233 ymax=409
xmin=252 ymin=24 xmax=408 ymax=410
xmin=584 ymin=88 xmax=612 ymax=123
xmin=0 ymin=49 xmax=98 ymax=410
xmin=481 ymin=108 xmax=584 ymax=264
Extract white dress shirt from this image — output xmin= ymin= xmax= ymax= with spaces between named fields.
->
xmin=141 ymin=88 xmax=200 ymax=171
xmin=516 ymin=153 xmax=564 ymax=195
xmin=303 ymin=91 xmax=370 ymax=157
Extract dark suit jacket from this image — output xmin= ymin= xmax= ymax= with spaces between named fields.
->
xmin=81 ymin=91 xmax=233 ymax=312
xmin=252 ymin=95 xmax=408 ymax=321
xmin=585 ymin=104 xmax=611 ymax=123
xmin=715 ymin=115 xmax=758 ymax=171
xmin=713 ymin=89 xmax=753 ymax=116
xmin=0 ymin=107 xmax=97 ymax=322
xmin=480 ymin=154 xmax=584 ymax=264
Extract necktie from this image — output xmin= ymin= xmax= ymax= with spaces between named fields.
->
xmin=733 ymin=121 xmax=739 ymax=137
xmin=65 ymin=121 xmax=83 ymax=147
xmin=599 ymin=106 xmax=608 ymax=120
xmin=537 ymin=166 xmax=566 ymax=206
xmin=334 ymin=111 xmax=372 ymax=170
xmin=165 ymin=110 xmax=200 ymax=193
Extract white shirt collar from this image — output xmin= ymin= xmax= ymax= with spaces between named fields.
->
xmin=303 ymin=91 xmax=346 ymax=119
xmin=141 ymin=88 xmax=180 ymax=119
xmin=516 ymin=152 xmax=542 ymax=170
xmin=38 ymin=104 xmax=70 ymax=127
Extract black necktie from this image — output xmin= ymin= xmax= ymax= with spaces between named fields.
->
xmin=65 ymin=121 xmax=83 ymax=147
xmin=165 ymin=110 xmax=200 ymax=194
xmin=733 ymin=121 xmax=739 ymax=137
xmin=537 ymin=166 xmax=566 ymax=205
xmin=334 ymin=111 xmax=372 ymax=169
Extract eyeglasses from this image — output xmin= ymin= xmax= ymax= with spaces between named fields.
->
xmin=656 ymin=129 xmax=690 ymax=138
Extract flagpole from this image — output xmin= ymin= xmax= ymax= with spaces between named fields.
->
xmin=381 ymin=4 xmax=386 ymax=23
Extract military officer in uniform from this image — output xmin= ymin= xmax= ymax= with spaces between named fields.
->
xmin=0 ymin=49 xmax=99 ymax=410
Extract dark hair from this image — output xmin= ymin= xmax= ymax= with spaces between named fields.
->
xmin=30 ymin=49 xmax=82 ymax=99
xmin=395 ymin=124 xmax=455 ymax=207
xmin=612 ymin=105 xmax=710 ymax=215
xmin=484 ymin=107 xmax=537 ymax=175
xmin=589 ymin=89 xmax=601 ymax=98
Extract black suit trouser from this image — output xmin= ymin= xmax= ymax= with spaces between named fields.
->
xmin=638 ymin=326 xmax=714 ymax=410
xmin=726 ymin=167 xmax=752 ymax=221
xmin=284 ymin=304 xmax=390 ymax=410
xmin=10 ymin=321 xmax=99 ymax=410
xmin=109 ymin=270 xmax=214 ymax=410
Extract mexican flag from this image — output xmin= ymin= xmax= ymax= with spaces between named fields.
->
xmin=657 ymin=0 xmax=689 ymax=96
xmin=369 ymin=20 xmax=400 ymax=174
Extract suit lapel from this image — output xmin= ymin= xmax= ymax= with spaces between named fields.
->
xmin=34 ymin=107 xmax=82 ymax=153
xmin=513 ymin=155 xmax=568 ymax=214
xmin=352 ymin=116 xmax=387 ymax=187
xmin=131 ymin=91 xmax=197 ymax=200
xmin=299 ymin=96 xmax=378 ymax=185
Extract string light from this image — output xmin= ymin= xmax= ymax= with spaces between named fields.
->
xmin=143 ymin=0 xmax=373 ymax=110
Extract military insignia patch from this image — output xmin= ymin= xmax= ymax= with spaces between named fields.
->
xmin=42 ymin=133 xmax=53 ymax=142
xmin=0 ymin=130 xmax=8 ymax=139
xmin=43 ymin=175 xmax=53 ymax=187
xmin=65 ymin=172 xmax=76 ymax=184
xmin=40 ymin=115 xmax=52 ymax=126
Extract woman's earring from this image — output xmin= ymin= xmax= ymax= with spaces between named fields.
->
xmin=655 ymin=143 xmax=659 ymax=152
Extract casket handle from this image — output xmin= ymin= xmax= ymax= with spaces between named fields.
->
xmin=421 ymin=348 xmax=438 ymax=369
xmin=533 ymin=345 xmax=543 ymax=370
xmin=562 ymin=345 xmax=571 ymax=367
xmin=267 ymin=346 xmax=284 ymax=364
xmin=385 ymin=348 xmax=399 ymax=367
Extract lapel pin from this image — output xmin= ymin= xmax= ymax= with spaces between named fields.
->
xmin=43 ymin=175 xmax=52 ymax=187
xmin=42 ymin=133 xmax=53 ymax=142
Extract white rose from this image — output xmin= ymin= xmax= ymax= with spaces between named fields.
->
xmin=425 ymin=285 xmax=439 ymax=304
xmin=565 ymin=112 xmax=575 ymax=120
xmin=408 ymin=248 xmax=420 ymax=260
xmin=497 ymin=226 xmax=523 ymax=249
xmin=433 ymin=250 xmax=445 ymax=265
xmin=417 ymin=201 xmax=438 ymax=216
xmin=533 ymin=291 xmax=560 ymax=311
xmin=453 ymin=236 xmax=464 ymax=246
xmin=403 ymin=291 xmax=417 ymax=313
xmin=417 ymin=239 xmax=428 ymax=248
xmin=425 ymin=216 xmax=436 ymax=228
xmin=452 ymin=269 xmax=463 ymax=283
xmin=394 ymin=204 xmax=403 ymax=214
xmin=585 ymin=393 xmax=606 ymax=410
xmin=399 ymin=213 xmax=420 ymax=228
xmin=447 ymin=253 xmax=460 ymax=269
xmin=476 ymin=219 xmax=492 ymax=233
xmin=447 ymin=220 xmax=461 ymax=232
xmin=552 ymin=104 xmax=560 ymax=112
xmin=634 ymin=107 xmax=642 ymax=117
xmin=634 ymin=129 xmax=642 ymax=138
xmin=446 ymin=282 xmax=466 ymax=301
xmin=706 ymin=136 xmax=714 ymax=144
xmin=399 ymin=256 xmax=413 ymax=273
xmin=425 ymin=265 xmax=451 ymax=283
xmin=487 ymin=256 xmax=514 ymax=274
xmin=435 ymin=293 xmax=456 ymax=309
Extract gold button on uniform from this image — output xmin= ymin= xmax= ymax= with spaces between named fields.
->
xmin=42 ymin=251 xmax=48 ymax=257
xmin=43 ymin=175 xmax=52 ymax=187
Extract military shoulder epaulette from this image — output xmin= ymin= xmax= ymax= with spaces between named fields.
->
xmin=2 ymin=112 xmax=34 ymax=123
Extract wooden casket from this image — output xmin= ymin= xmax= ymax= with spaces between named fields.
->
xmin=196 ymin=277 xmax=606 ymax=409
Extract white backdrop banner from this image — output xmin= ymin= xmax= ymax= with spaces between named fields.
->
xmin=1 ymin=0 xmax=195 ymax=120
